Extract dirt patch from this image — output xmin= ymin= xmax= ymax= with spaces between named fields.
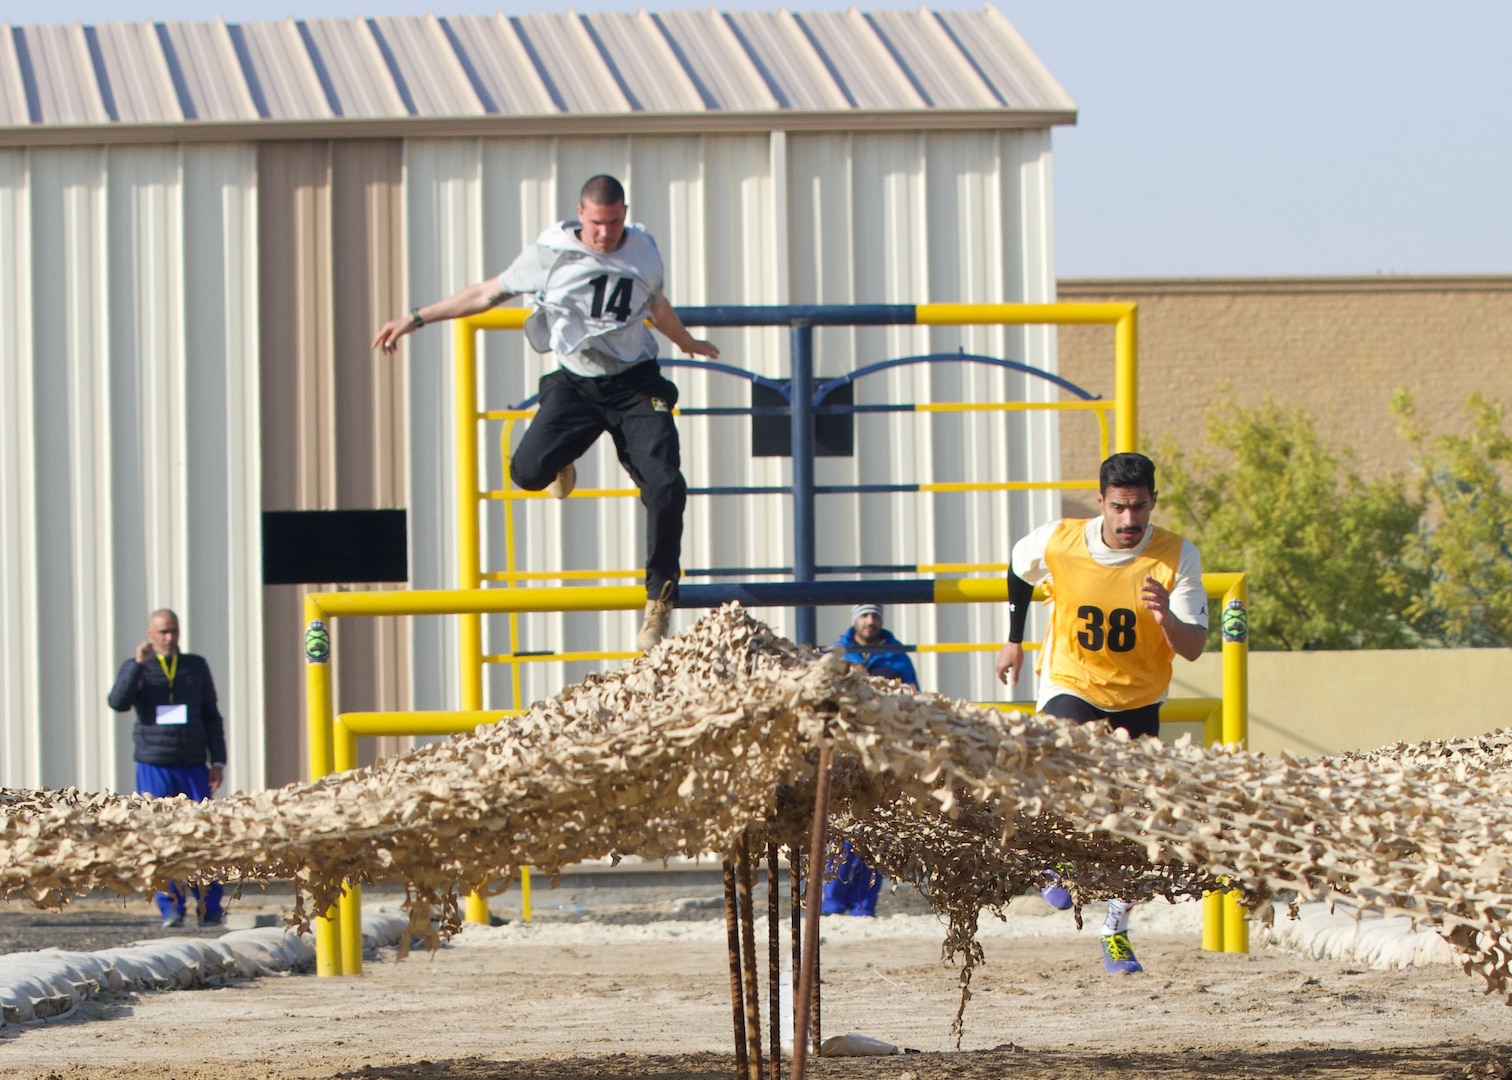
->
xmin=1 ymin=886 xmax=1506 ymax=1080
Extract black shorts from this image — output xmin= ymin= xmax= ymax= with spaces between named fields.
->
xmin=1042 ymin=694 xmax=1161 ymax=739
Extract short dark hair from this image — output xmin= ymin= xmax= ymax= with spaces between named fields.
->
xmin=1099 ymin=452 xmax=1157 ymax=494
xmin=580 ymin=174 xmax=625 ymax=207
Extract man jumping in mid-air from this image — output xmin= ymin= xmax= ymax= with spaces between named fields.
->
xmin=374 ymin=175 xmax=718 ymax=651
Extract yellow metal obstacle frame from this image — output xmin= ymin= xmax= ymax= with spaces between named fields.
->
xmin=455 ymin=302 xmax=1138 ymax=712
xmin=302 ymin=570 xmax=1248 ymax=976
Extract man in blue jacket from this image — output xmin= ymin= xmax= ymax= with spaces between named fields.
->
xmin=108 ymin=609 xmax=227 ymax=928
xmin=836 ymin=603 xmax=918 ymax=688
xmin=825 ymin=604 xmax=918 ymax=916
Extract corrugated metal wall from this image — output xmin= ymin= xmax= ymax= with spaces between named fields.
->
xmin=402 ymin=129 xmax=1059 ymax=716
xmin=257 ymin=140 xmax=410 ymax=788
xmin=0 ymin=144 xmax=264 ymax=795
xmin=0 ymin=126 xmax=1059 ymax=793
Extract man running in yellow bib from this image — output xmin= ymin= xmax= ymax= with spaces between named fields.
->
xmin=994 ymin=452 xmax=1208 ymax=974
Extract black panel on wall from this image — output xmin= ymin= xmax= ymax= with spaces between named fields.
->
xmin=751 ymin=380 xmax=854 ymax=457
xmin=262 ymin=509 xmax=408 ymax=585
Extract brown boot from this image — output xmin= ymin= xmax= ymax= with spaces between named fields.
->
xmin=637 ymin=582 xmax=675 ymax=652
xmin=545 ymin=462 xmax=576 ymax=500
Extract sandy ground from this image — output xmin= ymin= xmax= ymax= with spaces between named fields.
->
xmin=2 ymin=877 xmax=1509 ymax=1080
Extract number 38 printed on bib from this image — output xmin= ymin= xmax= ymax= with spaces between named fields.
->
xmin=1076 ymin=604 xmax=1137 ymax=652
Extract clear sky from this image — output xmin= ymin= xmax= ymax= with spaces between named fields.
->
xmin=18 ymin=1 xmax=1512 ymax=278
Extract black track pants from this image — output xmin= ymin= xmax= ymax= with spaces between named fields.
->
xmin=1042 ymin=693 xmax=1161 ymax=739
xmin=510 ymin=362 xmax=685 ymax=599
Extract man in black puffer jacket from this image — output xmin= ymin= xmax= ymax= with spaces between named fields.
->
xmin=108 ymin=608 xmax=227 ymax=928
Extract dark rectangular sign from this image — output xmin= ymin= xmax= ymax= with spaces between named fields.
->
xmin=262 ymin=509 xmax=408 ymax=585
xmin=751 ymin=380 xmax=854 ymax=458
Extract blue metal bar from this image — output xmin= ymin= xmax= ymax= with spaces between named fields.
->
xmin=814 ymin=352 xmax=1101 ymax=405
xmin=658 ymin=358 xmax=790 ymax=397
xmin=815 ymin=484 xmax=922 ymax=495
xmin=673 ymin=304 xmax=916 ymax=328
xmin=816 ymin=404 xmax=914 ymax=415
xmin=507 ymin=358 xmax=788 ymax=410
xmin=678 ymin=580 xmax=936 ymax=609
xmin=486 ymin=486 xmax=793 ymax=498
xmin=493 ymin=483 xmax=1014 ymax=498
xmin=819 ymin=564 xmax=920 ymax=575
xmin=686 ymin=566 xmax=794 ymax=578
xmin=791 ymin=322 xmax=817 ymax=645
xmin=676 ymin=407 xmax=789 ymax=417
xmin=505 ymin=352 xmax=1097 ymax=412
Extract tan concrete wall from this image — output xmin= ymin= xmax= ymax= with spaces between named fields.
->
xmin=1053 ymin=276 xmax=1512 ymax=517
xmin=1162 ymin=648 xmax=1510 ymax=758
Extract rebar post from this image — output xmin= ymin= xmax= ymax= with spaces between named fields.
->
xmin=723 ymin=856 xmax=749 ymax=1080
xmin=791 ymin=747 xmax=834 ymax=1080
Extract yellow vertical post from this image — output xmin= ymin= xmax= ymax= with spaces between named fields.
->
xmin=1202 ymin=705 xmax=1222 ymax=750
xmin=1220 ymin=576 xmax=1249 ymax=748
xmin=304 ymin=601 xmax=342 ymax=977
xmin=1202 ymin=892 xmax=1225 ymax=952
xmin=501 ymin=417 xmax=525 ymax=714
xmin=456 ymin=320 xmax=484 ymax=710
xmin=521 ymin=865 xmax=532 ymax=922
xmin=338 ymin=886 xmax=364 ymax=973
xmin=1220 ymin=574 xmax=1250 ymax=953
xmin=1201 ymin=699 xmax=1227 ymax=950
xmin=1221 ymin=890 xmax=1248 ymax=953
xmin=1113 ymin=308 xmax=1138 ymax=453
xmin=457 ymin=320 xmax=492 ymax=927
xmin=333 ymin=718 xmax=364 ymax=974
xmin=464 ymin=890 xmax=491 ymax=923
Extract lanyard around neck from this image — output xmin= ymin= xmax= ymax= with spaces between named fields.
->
xmin=155 ymin=652 xmax=179 ymax=703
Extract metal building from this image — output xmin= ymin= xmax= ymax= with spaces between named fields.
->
xmin=0 ymin=6 xmax=1076 ymax=793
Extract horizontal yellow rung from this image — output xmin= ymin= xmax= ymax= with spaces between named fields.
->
xmin=920 ymin=480 xmax=1098 ymax=493
xmin=1157 ymin=698 xmax=1223 ymax=724
xmin=914 ymin=401 xmax=1112 ymax=413
xmin=934 ymin=579 xmax=1009 ymax=603
xmin=310 ymin=586 xmax=650 ymax=617
xmin=919 ymin=563 xmax=1009 ymax=574
xmin=483 ymin=564 xmax=1009 ymax=582
xmin=459 ymin=309 xmax=530 ymax=331
xmin=915 ymin=641 xmax=1039 ymax=654
xmin=305 ymin=578 xmax=1241 ymax=619
xmin=483 ymin=488 xmax=640 ymax=500
xmin=916 ymin=302 xmax=1135 ymax=327
xmin=482 ymin=401 xmax=1110 ymax=422
xmin=974 ymin=697 xmax=1219 ymax=722
xmin=463 ymin=303 xmax=1134 ymax=332
xmin=484 ymin=650 xmax=640 ymax=664
xmin=483 ymin=569 xmax=643 ymax=581
xmin=337 ymin=710 xmax=517 ymax=736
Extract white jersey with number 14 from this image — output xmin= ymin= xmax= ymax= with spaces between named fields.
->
xmin=495 ymin=221 xmax=666 ymax=378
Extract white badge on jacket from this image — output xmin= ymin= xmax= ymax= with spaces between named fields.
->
xmin=155 ymin=704 xmax=188 ymax=725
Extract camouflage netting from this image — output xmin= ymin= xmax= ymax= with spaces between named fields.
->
xmin=4 ymin=603 xmax=1512 ymax=1033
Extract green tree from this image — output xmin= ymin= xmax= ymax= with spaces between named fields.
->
xmin=1394 ymin=391 xmax=1512 ymax=647
xmin=1156 ymin=397 xmax=1428 ymax=650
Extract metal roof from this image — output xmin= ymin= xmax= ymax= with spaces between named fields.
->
xmin=0 ymin=5 xmax=1075 ymax=143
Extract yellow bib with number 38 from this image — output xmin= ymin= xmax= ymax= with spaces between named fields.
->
xmin=1043 ymin=518 xmax=1184 ymax=711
